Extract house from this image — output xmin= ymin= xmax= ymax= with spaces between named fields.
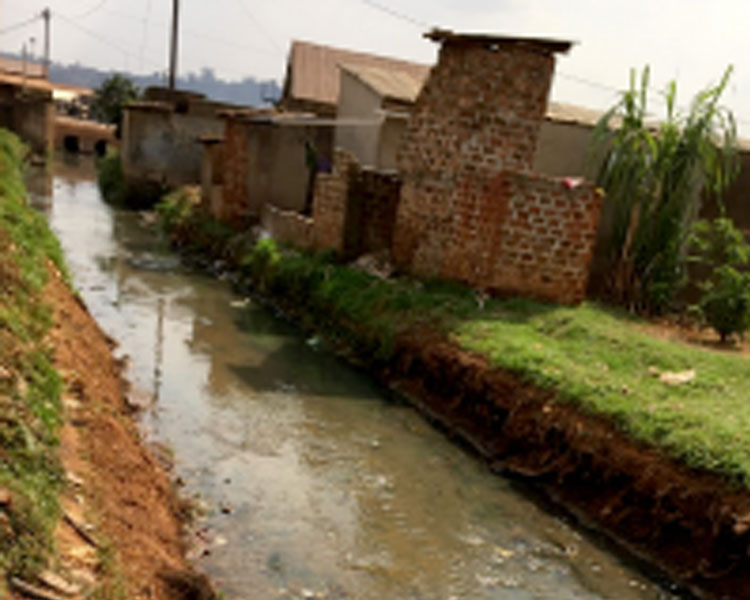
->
xmin=0 ymin=73 xmax=54 ymax=155
xmin=278 ymin=40 xmax=430 ymax=117
xmin=335 ymin=63 xmax=429 ymax=170
xmin=121 ymin=88 xmax=239 ymax=188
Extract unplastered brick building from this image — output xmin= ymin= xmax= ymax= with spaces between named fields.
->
xmin=393 ymin=30 xmax=603 ymax=304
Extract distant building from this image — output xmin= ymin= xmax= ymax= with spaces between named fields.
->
xmin=335 ymin=63 xmax=429 ymax=170
xmin=279 ymin=40 xmax=430 ymax=117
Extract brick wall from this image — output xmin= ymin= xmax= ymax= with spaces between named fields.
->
xmin=393 ymin=37 xmax=601 ymax=304
xmin=311 ymin=150 xmax=402 ymax=257
xmin=397 ymin=41 xmax=555 ymax=180
xmin=222 ymin=118 xmax=251 ymax=223
xmin=262 ymin=204 xmax=315 ymax=250
xmin=347 ymin=168 xmax=401 ymax=256
xmin=312 ymin=148 xmax=356 ymax=253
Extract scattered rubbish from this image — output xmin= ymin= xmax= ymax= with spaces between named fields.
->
xmin=0 ymin=365 xmax=12 ymax=381
xmin=230 ymin=298 xmax=251 ymax=309
xmin=0 ymin=486 xmax=11 ymax=506
xmin=63 ymin=511 xmax=101 ymax=549
xmin=38 ymin=570 xmax=82 ymax=597
xmin=659 ymin=369 xmax=696 ymax=386
xmin=65 ymin=471 xmax=84 ymax=488
xmin=10 ymin=577 xmax=68 ymax=600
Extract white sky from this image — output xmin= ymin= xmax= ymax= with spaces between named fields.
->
xmin=2 ymin=0 xmax=750 ymax=134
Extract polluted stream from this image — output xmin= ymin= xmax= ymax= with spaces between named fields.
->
xmin=33 ymin=157 xmax=681 ymax=600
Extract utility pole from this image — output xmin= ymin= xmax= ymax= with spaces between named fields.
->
xmin=41 ymin=7 xmax=50 ymax=79
xmin=168 ymin=0 xmax=179 ymax=90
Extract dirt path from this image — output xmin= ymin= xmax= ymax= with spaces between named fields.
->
xmin=10 ymin=264 xmax=213 ymax=600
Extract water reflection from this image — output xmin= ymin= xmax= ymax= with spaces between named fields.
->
xmin=39 ymin=158 xmax=681 ymax=600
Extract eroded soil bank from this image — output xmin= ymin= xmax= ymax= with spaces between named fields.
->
xmin=32 ymin=264 xmax=212 ymax=600
xmin=383 ymin=331 xmax=750 ymax=600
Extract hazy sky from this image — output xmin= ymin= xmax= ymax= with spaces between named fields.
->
xmin=2 ymin=0 xmax=750 ymax=133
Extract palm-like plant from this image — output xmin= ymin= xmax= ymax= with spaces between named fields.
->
xmin=591 ymin=66 xmax=738 ymax=313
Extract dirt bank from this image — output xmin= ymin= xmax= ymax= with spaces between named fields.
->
xmin=20 ymin=263 xmax=213 ymax=600
xmin=383 ymin=330 xmax=750 ymax=600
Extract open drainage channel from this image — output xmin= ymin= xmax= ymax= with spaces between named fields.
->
xmin=35 ymin=158 xmax=683 ymax=600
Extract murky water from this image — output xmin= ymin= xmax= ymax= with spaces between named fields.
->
xmin=34 ymin=156 xmax=681 ymax=600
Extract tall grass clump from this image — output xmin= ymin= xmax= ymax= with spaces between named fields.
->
xmin=591 ymin=66 xmax=738 ymax=314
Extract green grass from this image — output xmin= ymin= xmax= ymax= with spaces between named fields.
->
xmin=0 ymin=128 xmax=66 ymax=580
xmin=159 ymin=192 xmax=750 ymax=488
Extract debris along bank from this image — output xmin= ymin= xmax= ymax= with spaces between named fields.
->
xmin=159 ymin=186 xmax=750 ymax=600
xmin=0 ymin=130 xmax=214 ymax=599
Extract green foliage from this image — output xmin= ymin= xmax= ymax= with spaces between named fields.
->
xmin=0 ymin=128 xmax=65 ymax=579
xmin=690 ymin=218 xmax=750 ymax=341
xmin=97 ymin=150 xmax=168 ymax=210
xmin=90 ymin=74 xmax=139 ymax=137
xmin=591 ymin=66 xmax=738 ymax=313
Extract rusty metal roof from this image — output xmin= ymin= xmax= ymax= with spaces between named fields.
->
xmin=339 ymin=63 xmax=429 ymax=104
xmin=285 ymin=40 xmax=431 ymax=108
xmin=0 ymin=56 xmax=45 ymax=78
xmin=425 ymin=29 xmax=574 ymax=53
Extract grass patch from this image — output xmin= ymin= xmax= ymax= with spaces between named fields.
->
xmin=0 ymin=128 xmax=66 ymax=580
xmin=97 ymin=149 xmax=168 ymax=210
xmin=159 ymin=193 xmax=750 ymax=487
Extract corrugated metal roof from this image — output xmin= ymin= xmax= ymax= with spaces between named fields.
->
xmin=286 ymin=40 xmax=431 ymax=108
xmin=545 ymin=102 xmax=605 ymax=127
xmin=340 ymin=63 xmax=429 ymax=104
xmin=0 ymin=56 xmax=45 ymax=78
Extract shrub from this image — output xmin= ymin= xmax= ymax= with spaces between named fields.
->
xmin=698 ymin=265 xmax=750 ymax=341
xmin=690 ymin=218 xmax=750 ymax=341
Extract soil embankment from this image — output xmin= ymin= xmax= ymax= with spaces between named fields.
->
xmin=39 ymin=264 xmax=213 ymax=600
xmin=385 ymin=331 xmax=750 ymax=600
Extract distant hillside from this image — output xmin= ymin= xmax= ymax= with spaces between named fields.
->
xmin=1 ymin=52 xmax=280 ymax=107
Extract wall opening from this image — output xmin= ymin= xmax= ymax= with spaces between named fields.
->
xmin=63 ymin=135 xmax=80 ymax=153
xmin=94 ymin=139 xmax=108 ymax=157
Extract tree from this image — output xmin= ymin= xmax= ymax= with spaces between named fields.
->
xmin=90 ymin=74 xmax=140 ymax=138
xmin=590 ymin=66 xmax=738 ymax=313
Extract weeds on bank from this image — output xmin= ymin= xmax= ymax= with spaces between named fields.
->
xmin=0 ymin=129 xmax=65 ymax=580
xmin=158 ymin=191 xmax=750 ymax=487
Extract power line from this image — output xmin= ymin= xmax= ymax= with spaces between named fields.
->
xmin=138 ymin=0 xmax=153 ymax=72
xmin=232 ymin=0 xmax=285 ymax=54
xmin=360 ymin=0 xmax=431 ymax=29
xmin=74 ymin=0 xmax=109 ymax=20
xmin=93 ymin=6 xmax=282 ymax=57
xmin=0 ymin=14 xmax=42 ymax=36
xmin=54 ymin=10 xmax=164 ymax=72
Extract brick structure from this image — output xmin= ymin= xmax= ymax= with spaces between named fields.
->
xmin=393 ymin=30 xmax=603 ymax=304
xmin=262 ymin=204 xmax=315 ymax=250
xmin=312 ymin=148 xmax=357 ymax=253
xmin=309 ymin=149 xmax=402 ymax=257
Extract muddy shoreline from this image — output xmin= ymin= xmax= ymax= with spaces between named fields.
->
xmin=40 ymin=264 xmax=214 ymax=600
